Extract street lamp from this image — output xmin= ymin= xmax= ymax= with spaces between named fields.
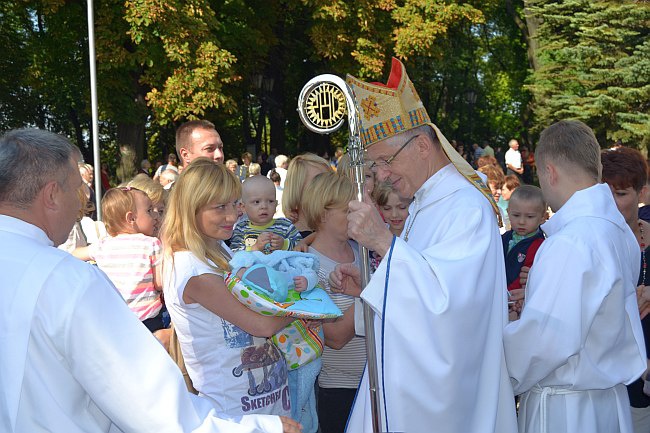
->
xmin=465 ymin=89 xmax=477 ymax=143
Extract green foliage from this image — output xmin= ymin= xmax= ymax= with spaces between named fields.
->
xmin=1 ymin=0 xmax=535 ymax=161
xmin=527 ymin=0 xmax=650 ymax=148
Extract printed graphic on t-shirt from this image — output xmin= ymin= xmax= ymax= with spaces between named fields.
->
xmin=244 ymin=234 xmax=259 ymax=250
xmin=222 ymin=320 xmax=253 ymax=348
xmin=235 ymin=341 xmax=291 ymax=412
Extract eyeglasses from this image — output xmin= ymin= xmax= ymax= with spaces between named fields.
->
xmin=369 ymin=134 xmax=420 ymax=173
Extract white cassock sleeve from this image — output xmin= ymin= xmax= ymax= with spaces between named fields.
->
xmin=66 ymin=271 xmax=282 ymax=433
xmin=504 ymin=235 xmax=644 ymax=395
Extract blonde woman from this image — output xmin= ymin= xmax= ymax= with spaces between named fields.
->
xmin=161 ymin=158 xmax=299 ymax=432
xmin=281 ymin=153 xmax=332 ymax=237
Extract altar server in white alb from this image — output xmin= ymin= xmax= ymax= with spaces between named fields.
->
xmin=0 ymin=128 xmax=302 ymax=433
xmin=503 ymin=120 xmax=646 ymax=433
xmin=337 ymin=58 xmax=518 ymax=433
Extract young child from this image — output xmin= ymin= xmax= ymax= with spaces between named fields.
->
xmin=127 ymin=173 xmax=167 ymax=237
xmin=501 ymin=185 xmax=546 ymax=321
xmin=301 ymin=172 xmax=366 ymax=433
xmin=230 ymin=250 xmax=319 ymax=302
xmin=161 ymin=158 xmax=294 ymax=423
xmin=230 ymin=176 xmax=301 ymax=252
xmin=84 ymin=187 xmax=166 ymax=340
xmin=373 ymin=181 xmax=411 ymax=237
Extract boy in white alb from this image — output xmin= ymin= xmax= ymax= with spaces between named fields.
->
xmin=503 ymin=120 xmax=646 ymax=433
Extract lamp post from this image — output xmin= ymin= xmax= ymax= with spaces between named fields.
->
xmin=252 ymin=74 xmax=275 ymax=156
xmin=465 ymin=89 xmax=477 ymax=144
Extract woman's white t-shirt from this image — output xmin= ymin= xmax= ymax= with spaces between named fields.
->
xmin=163 ymin=251 xmax=291 ymax=418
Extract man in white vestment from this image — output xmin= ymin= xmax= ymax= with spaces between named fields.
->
xmin=334 ymin=58 xmax=518 ymax=433
xmin=503 ymin=120 xmax=646 ymax=433
xmin=0 ymin=129 xmax=301 ymax=433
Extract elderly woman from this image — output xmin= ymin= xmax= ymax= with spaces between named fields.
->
xmin=601 ymin=147 xmax=650 ymax=433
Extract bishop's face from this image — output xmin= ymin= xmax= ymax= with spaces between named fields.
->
xmin=366 ymin=133 xmax=425 ymax=199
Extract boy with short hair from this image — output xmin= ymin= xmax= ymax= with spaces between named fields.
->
xmin=501 ymin=186 xmax=546 ymax=321
xmin=503 ymin=120 xmax=646 ymax=433
xmin=230 ymin=175 xmax=301 ymax=252
xmin=502 ymin=185 xmax=545 ymax=291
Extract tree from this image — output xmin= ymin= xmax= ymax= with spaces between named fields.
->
xmin=527 ymin=0 xmax=650 ymax=148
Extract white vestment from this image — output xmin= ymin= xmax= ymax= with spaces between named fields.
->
xmin=503 ymin=184 xmax=646 ymax=433
xmin=0 ymin=215 xmax=282 ymax=433
xmin=346 ymin=164 xmax=518 ymax=433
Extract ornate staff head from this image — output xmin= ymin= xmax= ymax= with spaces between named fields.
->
xmin=297 ymin=75 xmax=364 ymax=182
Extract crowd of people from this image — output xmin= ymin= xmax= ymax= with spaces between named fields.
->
xmin=1 ymin=57 xmax=649 ymax=433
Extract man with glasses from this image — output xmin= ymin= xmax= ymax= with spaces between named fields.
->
xmin=330 ymin=58 xmax=518 ymax=433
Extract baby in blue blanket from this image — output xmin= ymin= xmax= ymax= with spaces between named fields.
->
xmin=230 ymin=250 xmax=319 ymax=303
xmin=229 ymin=250 xmax=322 ymax=433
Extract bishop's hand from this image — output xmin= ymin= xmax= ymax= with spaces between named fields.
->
xmin=347 ymin=192 xmax=393 ymax=257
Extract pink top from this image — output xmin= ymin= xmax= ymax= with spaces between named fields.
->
xmin=90 ymin=233 xmax=162 ymax=320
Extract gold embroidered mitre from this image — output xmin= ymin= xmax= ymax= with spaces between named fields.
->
xmin=346 ymin=57 xmax=501 ymax=225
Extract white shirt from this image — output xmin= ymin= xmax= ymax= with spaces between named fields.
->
xmin=503 ymin=183 xmax=646 ymax=433
xmin=267 ymin=167 xmax=287 ymax=189
xmin=505 ymin=148 xmax=522 ymax=170
xmin=0 ymin=215 xmax=282 ymax=433
xmin=164 ymin=251 xmax=291 ymax=419
xmin=346 ymin=164 xmax=518 ymax=433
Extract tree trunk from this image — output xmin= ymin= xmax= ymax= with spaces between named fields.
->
xmin=116 ymin=121 xmax=144 ymax=183
xmin=506 ymin=0 xmax=540 ymax=72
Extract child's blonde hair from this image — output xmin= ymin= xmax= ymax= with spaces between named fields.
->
xmin=101 ymin=187 xmax=147 ymax=236
xmin=282 ymin=153 xmax=332 ymax=218
xmin=248 ymin=162 xmax=261 ymax=176
xmin=127 ymin=173 xmax=166 ymax=204
xmin=161 ymin=158 xmax=241 ymax=271
xmin=372 ymin=181 xmax=396 ymax=207
xmin=301 ymin=172 xmax=355 ymax=231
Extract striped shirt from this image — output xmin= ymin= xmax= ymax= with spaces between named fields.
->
xmin=230 ymin=217 xmax=301 ymax=251
xmin=89 ymin=233 xmax=162 ymax=321
xmin=310 ymin=243 xmax=366 ymax=389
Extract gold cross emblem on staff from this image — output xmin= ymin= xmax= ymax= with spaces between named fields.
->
xmin=303 ymin=83 xmax=347 ymax=130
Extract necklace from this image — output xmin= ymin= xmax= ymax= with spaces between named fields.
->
xmin=640 ymin=220 xmax=647 ymax=285
xmin=403 ymin=209 xmax=422 ymax=242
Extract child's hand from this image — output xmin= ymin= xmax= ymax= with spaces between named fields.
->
xmin=294 ymin=239 xmax=309 ymax=253
xmin=294 ymin=276 xmax=308 ymax=292
xmin=518 ymin=266 xmax=530 ymax=286
xmin=254 ymin=232 xmax=283 ymax=253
